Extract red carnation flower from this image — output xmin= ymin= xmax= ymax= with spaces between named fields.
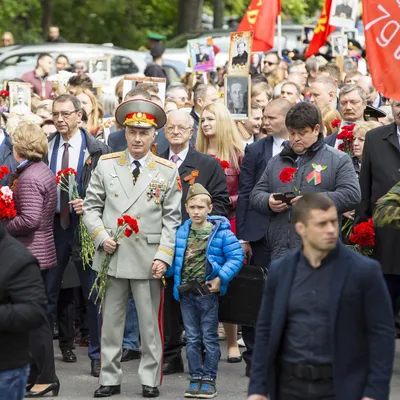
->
xmin=331 ymin=119 xmax=341 ymax=129
xmin=338 ymin=143 xmax=345 ymax=151
xmin=117 ymin=217 xmax=124 ymax=226
xmin=279 ymin=167 xmax=297 ymax=184
xmin=349 ymin=220 xmax=375 ymax=248
xmin=0 ymin=166 xmax=10 ymax=180
xmin=55 ymin=176 xmax=61 ymax=184
xmin=124 ymin=227 xmax=133 ymax=237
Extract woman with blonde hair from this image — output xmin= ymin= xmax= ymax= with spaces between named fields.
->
xmin=251 ymin=81 xmax=273 ymax=108
xmin=76 ymin=89 xmax=104 ymax=139
xmin=4 ymin=121 xmax=59 ymax=397
xmin=197 ymin=102 xmax=244 ymax=363
xmin=236 ymin=100 xmax=263 ymax=143
xmin=322 ymin=107 xmax=342 ymax=137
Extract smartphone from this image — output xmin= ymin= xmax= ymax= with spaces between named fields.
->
xmin=273 ymin=192 xmax=296 ymax=204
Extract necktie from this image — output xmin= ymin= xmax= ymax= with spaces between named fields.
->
xmin=132 ymin=160 xmax=141 ymax=183
xmin=170 ymin=154 xmax=180 ymax=164
xmin=60 ymin=142 xmax=70 ymax=230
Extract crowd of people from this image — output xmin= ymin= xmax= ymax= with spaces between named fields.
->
xmin=0 ymin=30 xmax=399 ymax=400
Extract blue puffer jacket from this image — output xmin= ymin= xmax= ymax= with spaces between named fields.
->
xmin=167 ymin=216 xmax=244 ymax=302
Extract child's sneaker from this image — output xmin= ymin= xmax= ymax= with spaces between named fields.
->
xmin=184 ymin=378 xmax=202 ymax=398
xmin=197 ymin=378 xmax=217 ymax=398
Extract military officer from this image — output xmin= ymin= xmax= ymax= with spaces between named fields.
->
xmin=83 ymin=99 xmax=182 ymax=398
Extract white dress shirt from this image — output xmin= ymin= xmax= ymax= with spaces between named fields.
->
xmin=272 ymin=136 xmax=286 ymax=157
xmin=168 ymin=146 xmax=190 ymax=168
xmin=0 ymin=130 xmax=5 ymax=147
xmin=397 ymin=126 xmax=400 ymax=149
xmin=128 ymin=152 xmax=149 ymax=172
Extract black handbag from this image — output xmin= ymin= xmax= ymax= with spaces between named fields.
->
xmin=218 ymin=261 xmax=267 ymax=327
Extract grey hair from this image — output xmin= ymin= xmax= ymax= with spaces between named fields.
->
xmin=166 ymin=83 xmax=188 ymax=97
xmin=281 ymin=81 xmax=301 ymax=96
xmin=339 ymin=84 xmax=367 ymax=104
xmin=166 ymin=109 xmax=194 ymax=128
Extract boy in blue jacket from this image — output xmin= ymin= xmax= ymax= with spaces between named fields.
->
xmin=168 ymin=183 xmax=244 ymax=398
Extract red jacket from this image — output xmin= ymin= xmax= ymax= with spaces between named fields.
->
xmin=21 ymin=70 xmax=52 ymax=99
xmin=5 ymin=161 xmax=57 ymax=269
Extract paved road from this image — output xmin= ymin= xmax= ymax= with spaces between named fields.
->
xmin=49 ymin=341 xmax=400 ymax=399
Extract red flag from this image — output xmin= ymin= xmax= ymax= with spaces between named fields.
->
xmin=305 ymin=0 xmax=335 ymax=58
xmin=238 ymin=0 xmax=281 ymax=52
xmin=363 ymin=0 xmax=400 ymax=101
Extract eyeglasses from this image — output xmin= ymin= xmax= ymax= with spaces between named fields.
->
xmin=166 ymin=125 xmax=191 ymax=133
xmin=51 ymin=110 xmax=79 ymax=119
xmin=264 ymin=61 xmax=278 ymax=66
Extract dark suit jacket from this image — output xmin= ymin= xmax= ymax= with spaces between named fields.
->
xmin=248 ymin=243 xmax=395 ymax=400
xmin=232 ymin=51 xmax=249 ymax=66
xmin=324 ymin=132 xmax=337 ymax=147
xmin=196 ymin=53 xmax=209 ymax=63
xmin=107 ymin=128 xmax=169 ymax=154
xmin=160 ymin=147 xmax=230 ymax=221
xmin=190 ymin=107 xmax=199 ymax=142
xmin=236 ymin=136 xmax=273 ymax=242
xmin=334 ymin=4 xmax=352 ymax=18
xmin=356 ymin=122 xmax=400 ymax=274
xmin=0 ymin=133 xmax=18 ymax=186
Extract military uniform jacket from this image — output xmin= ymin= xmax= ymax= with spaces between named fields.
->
xmin=83 ymin=150 xmax=182 ymax=280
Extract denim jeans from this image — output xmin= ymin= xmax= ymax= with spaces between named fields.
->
xmin=180 ymin=293 xmax=220 ymax=379
xmin=122 ymin=295 xmax=140 ymax=351
xmin=0 ymin=365 xmax=30 ymax=400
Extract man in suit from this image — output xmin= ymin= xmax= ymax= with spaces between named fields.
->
xmin=232 ymin=41 xmax=249 ymax=67
xmin=248 ymin=193 xmax=395 ymax=400
xmin=325 ymin=84 xmax=367 ymax=148
xmin=334 ymin=0 xmax=353 ymax=19
xmin=43 ymin=94 xmax=110 ymax=376
xmin=108 ymin=88 xmax=169 ymax=154
xmin=236 ymin=98 xmax=292 ymax=377
xmin=159 ymin=108 xmax=230 ymax=375
xmin=333 ymin=36 xmax=347 ymax=56
xmin=196 ymin=44 xmax=210 ymax=63
xmin=356 ymin=100 xmax=400 ymax=320
xmin=83 ymin=99 xmax=182 ymax=398
xmin=0 ymin=128 xmax=17 ymax=185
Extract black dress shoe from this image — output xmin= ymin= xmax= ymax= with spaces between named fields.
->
xmin=162 ymin=358 xmax=184 ymax=375
xmin=61 ymin=349 xmax=77 ymax=363
xmin=227 ymin=355 xmax=243 ymax=363
xmin=94 ymin=385 xmax=121 ymax=398
xmin=142 ymin=385 xmax=159 ymax=398
xmin=25 ymin=380 xmax=60 ymax=397
xmin=121 ymin=348 xmax=141 ymax=362
xmin=91 ymin=359 xmax=101 ymax=377
xmin=53 ymin=326 xmax=59 ymax=340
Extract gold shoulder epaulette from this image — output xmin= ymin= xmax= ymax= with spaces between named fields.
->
xmin=100 ymin=152 xmax=124 ymax=161
xmin=154 ymin=156 xmax=175 ymax=169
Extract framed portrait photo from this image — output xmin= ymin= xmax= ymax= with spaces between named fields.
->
xmin=122 ymin=76 xmax=167 ymax=105
xmin=224 ymin=75 xmax=251 ymax=120
xmin=302 ymin=25 xmax=315 ymax=44
xmin=329 ymin=0 xmax=358 ymax=29
xmin=187 ymin=37 xmax=215 ymax=73
xmin=9 ymin=82 xmax=31 ymax=115
xmin=331 ymin=33 xmax=349 ymax=57
xmin=228 ymin=31 xmax=253 ymax=75
xmin=88 ymin=57 xmax=111 ymax=88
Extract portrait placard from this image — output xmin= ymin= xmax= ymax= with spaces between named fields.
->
xmin=9 ymin=82 xmax=31 ymax=115
xmin=329 ymin=0 xmax=358 ymax=29
xmin=102 ymin=117 xmax=115 ymax=143
xmin=187 ymin=37 xmax=215 ymax=73
xmin=224 ymin=75 xmax=251 ymax=120
xmin=122 ymin=76 xmax=167 ymax=105
xmin=228 ymin=31 xmax=253 ymax=75
xmin=88 ymin=57 xmax=111 ymax=88
xmin=331 ymin=33 xmax=349 ymax=57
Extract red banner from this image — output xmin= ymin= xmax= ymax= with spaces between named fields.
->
xmin=238 ymin=0 xmax=281 ymax=52
xmin=305 ymin=0 xmax=335 ymax=58
xmin=363 ymin=0 xmax=400 ymax=101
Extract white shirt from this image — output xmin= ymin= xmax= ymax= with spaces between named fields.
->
xmin=272 ymin=136 xmax=286 ymax=157
xmin=168 ymin=146 xmax=190 ymax=168
xmin=0 ymin=130 xmax=5 ymax=147
xmin=48 ymin=130 xmax=82 ymax=213
xmin=397 ymin=126 xmax=400 ymax=149
xmin=128 ymin=152 xmax=149 ymax=172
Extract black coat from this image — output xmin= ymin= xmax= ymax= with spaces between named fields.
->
xmin=0 ymin=133 xmax=18 ymax=186
xmin=0 ymin=227 xmax=47 ymax=371
xmin=159 ymin=147 xmax=230 ymax=221
xmin=324 ymin=132 xmax=337 ymax=147
xmin=236 ymin=136 xmax=273 ymax=242
xmin=249 ymin=242 xmax=395 ymax=400
xmin=356 ymin=122 xmax=400 ymax=274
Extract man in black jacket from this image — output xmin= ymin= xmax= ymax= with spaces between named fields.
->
xmin=248 ymin=193 xmax=394 ymax=400
xmin=44 ymin=94 xmax=111 ymax=376
xmin=0 ymin=227 xmax=47 ymax=398
xmin=159 ymin=109 xmax=230 ymax=374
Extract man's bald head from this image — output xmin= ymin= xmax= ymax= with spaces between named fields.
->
xmin=267 ymin=98 xmax=293 ymax=116
xmin=262 ymin=98 xmax=292 ymax=138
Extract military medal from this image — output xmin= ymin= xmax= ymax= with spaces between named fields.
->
xmin=148 ymin=178 xmax=167 ymax=204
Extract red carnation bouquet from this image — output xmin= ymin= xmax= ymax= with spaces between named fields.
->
xmin=331 ymin=119 xmax=341 ymax=129
xmin=56 ymin=168 xmax=95 ymax=268
xmin=215 ymin=157 xmax=230 ymax=170
xmin=0 ymin=166 xmax=16 ymax=219
xmin=337 ymin=124 xmax=355 ymax=156
xmin=90 ymin=215 xmax=139 ymax=310
xmin=348 ymin=218 xmax=375 ymax=257
xmin=279 ymin=167 xmax=300 ymax=194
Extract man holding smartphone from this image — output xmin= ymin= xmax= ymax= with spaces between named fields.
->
xmin=250 ymin=102 xmax=360 ymax=261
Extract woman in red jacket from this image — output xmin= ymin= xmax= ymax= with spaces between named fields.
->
xmin=4 ymin=121 xmax=59 ymax=397
xmin=196 ymin=101 xmax=245 ymax=363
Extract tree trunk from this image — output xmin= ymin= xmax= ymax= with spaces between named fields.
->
xmin=41 ymin=0 xmax=54 ymax=40
xmin=178 ymin=0 xmax=204 ymax=34
xmin=213 ymin=0 xmax=224 ymax=29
